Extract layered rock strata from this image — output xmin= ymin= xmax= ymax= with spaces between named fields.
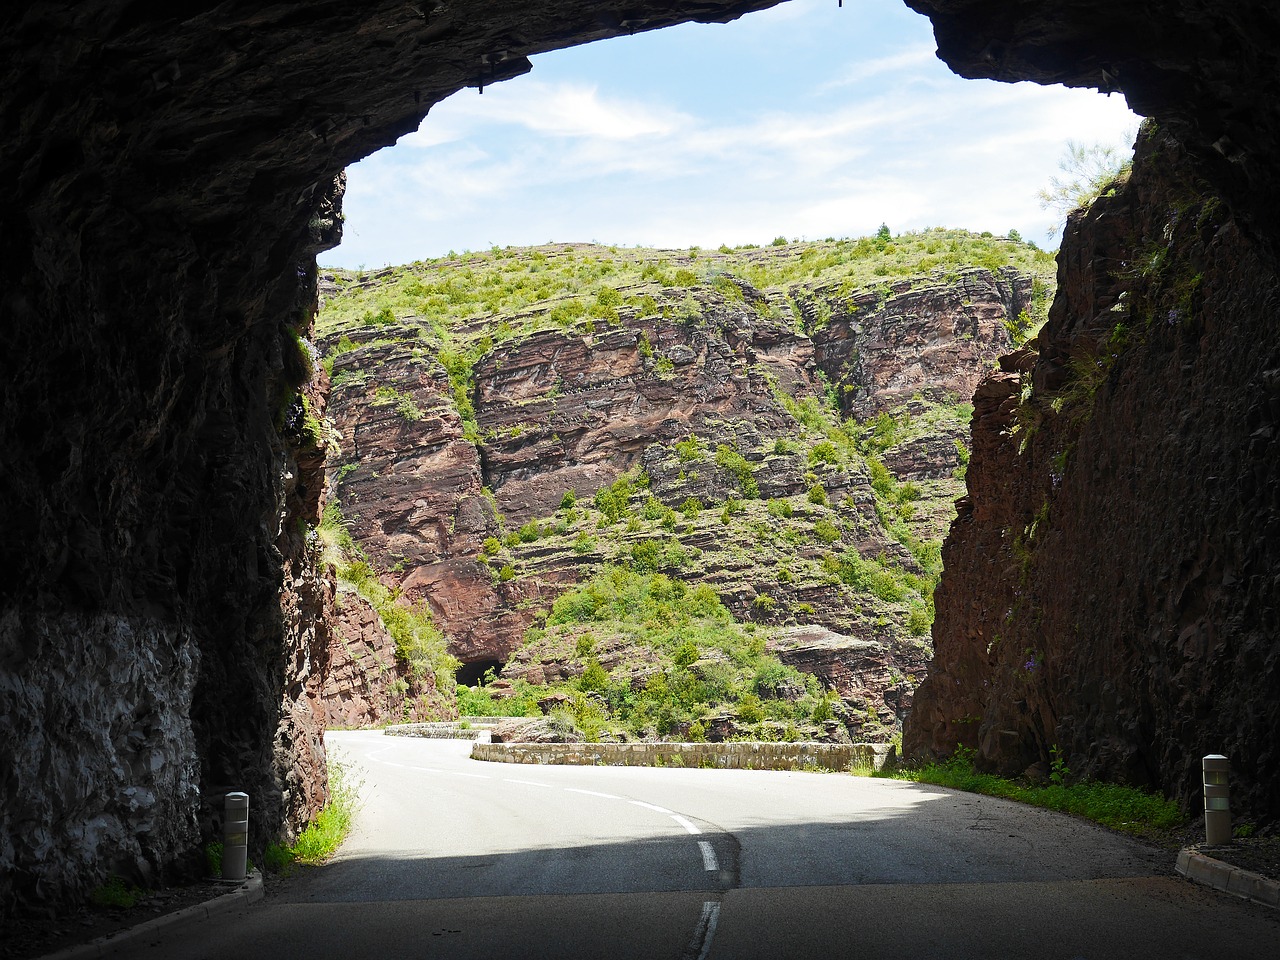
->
xmin=321 ymin=252 xmax=1028 ymax=734
xmin=323 ymin=588 xmax=451 ymax=728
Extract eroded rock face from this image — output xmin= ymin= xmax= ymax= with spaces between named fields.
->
xmin=323 ymin=588 xmax=452 ymax=728
xmin=813 ymin=267 xmax=1032 ymax=419
xmin=906 ymin=127 xmax=1280 ymax=821
xmin=320 ymin=254 xmax=1028 ymax=735
xmin=768 ymin=625 xmax=923 ymax=731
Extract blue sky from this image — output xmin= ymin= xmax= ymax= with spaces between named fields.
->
xmin=322 ymin=0 xmax=1139 ymax=268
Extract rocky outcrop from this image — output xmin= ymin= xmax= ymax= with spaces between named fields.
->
xmin=323 ymin=589 xmax=451 ymax=728
xmin=769 ymin=625 xmax=925 ymax=735
xmin=472 ymin=300 xmax=807 ymax=526
xmin=905 ymin=126 xmax=1280 ymax=822
xmin=813 ymin=267 xmax=1031 ymax=418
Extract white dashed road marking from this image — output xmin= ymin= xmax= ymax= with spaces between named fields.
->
xmin=372 ymin=743 xmax=727 ymax=896
xmin=698 ymin=840 xmax=718 ymax=872
xmin=683 ymin=901 xmax=721 ymax=960
xmin=670 ymin=814 xmax=702 ymax=835
xmin=629 ymin=800 xmax=675 ymax=814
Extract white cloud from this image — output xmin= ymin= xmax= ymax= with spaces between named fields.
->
xmin=819 ymin=43 xmax=939 ymax=90
xmin=404 ymin=80 xmax=690 ymax=148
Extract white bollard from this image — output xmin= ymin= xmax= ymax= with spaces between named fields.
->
xmin=1202 ymin=755 xmax=1231 ymax=846
xmin=222 ymin=792 xmax=250 ymax=881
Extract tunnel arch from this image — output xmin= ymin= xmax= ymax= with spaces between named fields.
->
xmin=457 ymin=659 xmax=506 ymax=689
xmin=3 ymin=0 xmax=1280 ymax=914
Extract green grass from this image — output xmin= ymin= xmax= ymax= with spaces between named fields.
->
xmin=265 ymin=755 xmax=362 ymax=872
xmin=317 ymin=230 xmax=1055 ymax=363
xmin=88 ymin=876 xmax=143 ymax=909
xmin=878 ymin=749 xmax=1185 ymax=837
xmin=492 ymin=565 xmax=831 ymax=741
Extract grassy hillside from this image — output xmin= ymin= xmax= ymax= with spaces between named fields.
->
xmin=316 ymin=229 xmax=1055 ymax=741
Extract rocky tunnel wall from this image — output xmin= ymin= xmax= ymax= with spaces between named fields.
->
xmin=904 ymin=124 xmax=1280 ymax=821
xmin=0 ymin=0 xmax=785 ymax=912
xmin=901 ymin=0 xmax=1280 ymax=824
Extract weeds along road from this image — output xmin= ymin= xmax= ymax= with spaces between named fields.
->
xmin=110 ymin=731 xmax=1278 ymax=959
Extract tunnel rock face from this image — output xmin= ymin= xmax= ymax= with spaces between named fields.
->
xmin=899 ymin=0 xmax=1280 ymax=822
xmin=905 ymin=126 xmax=1280 ymax=820
xmin=0 ymin=0 xmax=784 ymax=913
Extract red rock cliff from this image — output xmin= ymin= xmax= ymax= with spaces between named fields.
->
xmin=906 ymin=126 xmax=1280 ymax=821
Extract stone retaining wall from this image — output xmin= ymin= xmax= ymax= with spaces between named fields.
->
xmin=384 ymin=723 xmax=491 ymax=741
xmin=470 ymin=741 xmax=894 ymax=771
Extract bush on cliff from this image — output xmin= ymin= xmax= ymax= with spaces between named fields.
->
xmin=517 ymin=566 xmax=824 ymax=740
xmin=319 ymin=501 xmax=459 ymax=707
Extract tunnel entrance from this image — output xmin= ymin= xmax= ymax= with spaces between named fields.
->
xmin=11 ymin=0 xmax=1278 ymax=920
xmin=456 ymin=659 xmax=504 ymax=687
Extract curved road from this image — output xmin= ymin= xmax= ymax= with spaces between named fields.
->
xmin=110 ymin=731 xmax=1278 ymax=959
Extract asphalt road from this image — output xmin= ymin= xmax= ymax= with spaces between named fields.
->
xmin=106 ymin=731 xmax=1279 ymax=959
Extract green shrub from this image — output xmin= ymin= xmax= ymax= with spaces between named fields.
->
xmin=642 ymin=496 xmax=667 ymax=521
xmin=579 ymin=657 xmax=609 ymax=692
xmin=662 ymin=540 xmax=688 ymax=568
xmin=738 ymin=692 xmax=765 ymax=722
xmin=813 ymin=519 xmax=841 ymax=544
xmin=767 ymin=498 xmax=794 ymax=519
xmin=809 ymin=441 xmax=839 ymax=465
xmin=630 ymin=539 xmax=662 ymax=573
xmin=674 ymin=435 xmax=706 ymax=462
xmin=720 ymin=498 xmax=744 ymax=524
xmin=673 ymin=639 xmax=699 ymax=667
xmin=811 ymin=696 xmax=834 ymax=723
xmin=89 ymin=876 xmax=143 ymax=909
xmin=807 ymin=483 xmax=827 ymax=506
xmin=593 ymin=469 xmax=645 ymax=523
xmin=714 ymin=444 xmax=759 ymax=498
xmin=908 ymin=604 xmax=932 ymax=636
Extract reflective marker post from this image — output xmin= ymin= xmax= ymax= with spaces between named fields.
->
xmin=222 ymin=792 xmax=249 ymax=881
xmin=1202 ymin=755 xmax=1231 ymax=846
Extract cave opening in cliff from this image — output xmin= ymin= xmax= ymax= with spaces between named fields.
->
xmin=457 ymin=659 xmax=505 ymax=687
